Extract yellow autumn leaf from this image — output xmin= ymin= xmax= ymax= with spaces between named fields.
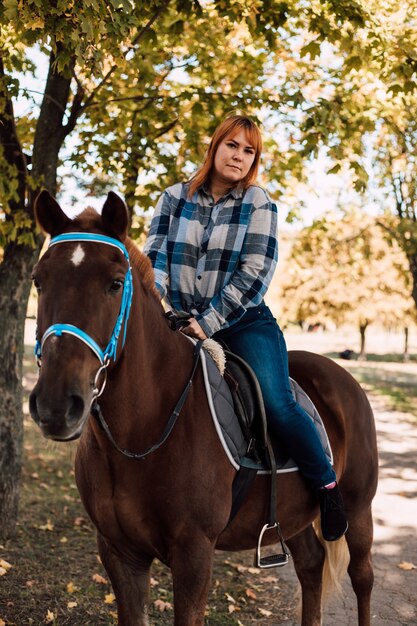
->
xmin=228 ymin=604 xmax=240 ymax=613
xmin=0 ymin=568 xmax=8 ymax=577
xmin=398 ymin=561 xmax=416 ymax=570
xmin=67 ymin=601 xmax=78 ymax=609
xmin=258 ymin=607 xmax=273 ymax=617
xmin=104 ymin=593 xmax=116 ymax=604
xmin=154 ymin=599 xmax=173 ymax=612
xmin=0 ymin=618 xmax=6 ymax=626
xmin=66 ymin=582 xmax=78 ymax=593
xmin=92 ymin=573 xmax=108 ymax=584
xmin=39 ymin=520 xmax=54 ymax=532
xmin=225 ymin=592 xmax=236 ymax=603
xmin=44 ymin=609 xmax=56 ymax=623
xmin=0 ymin=560 xmax=12 ymax=571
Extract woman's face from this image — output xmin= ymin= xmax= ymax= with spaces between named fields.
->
xmin=212 ymin=129 xmax=256 ymax=188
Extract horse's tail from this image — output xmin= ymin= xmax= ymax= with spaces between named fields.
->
xmin=313 ymin=519 xmax=350 ymax=603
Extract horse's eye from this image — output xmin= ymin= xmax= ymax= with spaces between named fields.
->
xmin=110 ymin=279 xmax=124 ymax=293
xmin=32 ymin=278 xmax=41 ymax=294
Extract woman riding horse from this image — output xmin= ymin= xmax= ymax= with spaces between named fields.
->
xmin=144 ymin=114 xmax=348 ymax=542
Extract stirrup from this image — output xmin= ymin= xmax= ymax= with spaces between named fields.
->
xmin=256 ymin=522 xmax=290 ymax=569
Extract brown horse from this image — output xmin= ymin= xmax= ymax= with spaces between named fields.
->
xmin=29 ymin=190 xmax=378 ymax=626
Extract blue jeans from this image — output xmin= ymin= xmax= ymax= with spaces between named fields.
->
xmin=213 ymin=302 xmax=336 ymax=489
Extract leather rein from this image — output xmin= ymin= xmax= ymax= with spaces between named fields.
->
xmin=91 ymin=340 xmax=202 ymax=460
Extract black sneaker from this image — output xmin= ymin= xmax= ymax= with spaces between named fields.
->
xmin=318 ymin=483 xmax=348 ymax=541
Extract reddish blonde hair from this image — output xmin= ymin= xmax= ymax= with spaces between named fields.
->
xmin=188 ymin=114 xmax=263 ymax=198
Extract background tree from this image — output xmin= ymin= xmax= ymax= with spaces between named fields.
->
xmin=281 ymin=1 xmax=417 ymax=309
xmin=275 ymin=208 xmax=415 ymax=358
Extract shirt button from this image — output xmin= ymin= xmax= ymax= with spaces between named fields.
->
xmin=197 ymin=275 xmax=202 ymax=280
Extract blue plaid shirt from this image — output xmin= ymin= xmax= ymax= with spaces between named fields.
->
xmin=144 ymin=182 xmax=278 ymax=337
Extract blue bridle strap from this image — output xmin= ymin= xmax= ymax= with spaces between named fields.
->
xmin=35 ymin=232 xmax=133 ymax=365
xmin=37 ymin=324 xmax=107 ymax=364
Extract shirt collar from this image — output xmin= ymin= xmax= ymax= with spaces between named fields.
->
xmin=200 ymin=183 xmax=245 ymax=201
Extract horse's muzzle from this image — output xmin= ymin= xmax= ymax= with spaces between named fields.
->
xmin=29 ymin=387 xmax=89 ymax=441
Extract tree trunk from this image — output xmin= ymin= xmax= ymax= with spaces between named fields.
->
xmin=407 ymin=252 xmax=417 ymax=313
xmin=359 ymin=321 xmax=368 ymax=360
xmin=0 ymin=244 xmax=39 ymax=537
xmin=403 ymin=326 xmax=409 ymax=363
xmin=0 ymin=47 xmax=75 ymax=539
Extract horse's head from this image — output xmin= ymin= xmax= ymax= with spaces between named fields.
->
xmin=29 ymin=190 xmax=132 ymax=441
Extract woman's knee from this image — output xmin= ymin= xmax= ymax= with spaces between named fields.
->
xmin=265 ymin=396 xmax=304 ymax=427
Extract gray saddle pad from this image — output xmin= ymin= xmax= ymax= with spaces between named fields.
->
xmin=199 ymin=346 xmax=333 ymax=474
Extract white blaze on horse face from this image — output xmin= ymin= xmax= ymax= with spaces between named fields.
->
xmin=71 ymin=244 xmax=85 ymax=266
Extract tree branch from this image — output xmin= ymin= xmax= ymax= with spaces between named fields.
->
xmin=81 ymin=0 xmax=173 ymax=110
xmin=31 ymin=45 xmax=75 ymax=195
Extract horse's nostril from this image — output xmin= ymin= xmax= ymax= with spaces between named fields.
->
xmin=29 ymin=392 xmax=40 ymax=423
xmin=68 ymin=394 xmax=85 ymax=423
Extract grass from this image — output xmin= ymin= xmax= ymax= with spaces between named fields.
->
xmin=325 ymin=353 xmax=417 ymax=419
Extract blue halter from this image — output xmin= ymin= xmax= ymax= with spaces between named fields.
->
xmin=35 ymin=232 xmax=133 ymax=366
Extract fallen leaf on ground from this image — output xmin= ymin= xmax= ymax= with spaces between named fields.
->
xmin=44 ymin=609 xmax=56 ymax=623
xmin=154 ymin=599 xmax=173 ymax=612
xmin=66 ymin=582 xmax=78 ymax=593
xmin=92 ymin=573 xmax=108 ymax=584
xmin=0 ymin=618 xmax=6 ymax=626
xmin=260 ymin=575 xmax=277 ymax=583
xmin=104 ymin=593 xmax=116 ymax=604
xmin=259 ymin=607 xmax=273 ymax=617
xmin=0 ymin=560 xmax=12 ymax=571
xmin=398 ymin=561 xmax=416 ymax=570
xmin=225 ymin=592 xmax=236 ymax=604
xmin=226 ymin=561 xmax=260 ymax=575
xmin=67 ymin=601 xmax=78 ymax=609
xmin=228 ymin=604 xmax=240 ymax=613
xmin=246 ymin=588 xmax=257 ymax=599
xmin=38 ymin=520 xmax=54 ymax=532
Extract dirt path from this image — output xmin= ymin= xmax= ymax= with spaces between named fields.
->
xmin=272 ymin=393 xmax=417 ymax=626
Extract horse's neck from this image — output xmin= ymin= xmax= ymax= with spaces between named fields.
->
xmin=104 ymin=290 xmax=194 ymax=426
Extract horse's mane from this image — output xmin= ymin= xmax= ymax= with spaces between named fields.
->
xmin=72 ymin=208 xmax=160 ymax=300
xmin=125 ymin=239 xmax=161 ymax=300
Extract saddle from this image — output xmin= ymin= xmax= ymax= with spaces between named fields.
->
xmin=223 ymin=350 xmax=294 ymax=469
xmin=222 ymin=349 xmax=290 ymax=567
xmin=164 ymin=311 xmax=292 ymax=568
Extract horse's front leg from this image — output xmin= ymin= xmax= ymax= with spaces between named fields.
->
xmin=169 ymin=533 xmax=216 ymax=626
xmin=97 ymin=534 xmax=153 ymax=626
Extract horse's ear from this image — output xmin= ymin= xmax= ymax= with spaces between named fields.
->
xmin=34 ymin=190 xmax=72 ymax=237
xmin=101 ymin=192 xmax=129 ymax=241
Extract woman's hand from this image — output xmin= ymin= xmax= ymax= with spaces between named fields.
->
xmin=180 ymin=318 xmax=208 ymax=340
